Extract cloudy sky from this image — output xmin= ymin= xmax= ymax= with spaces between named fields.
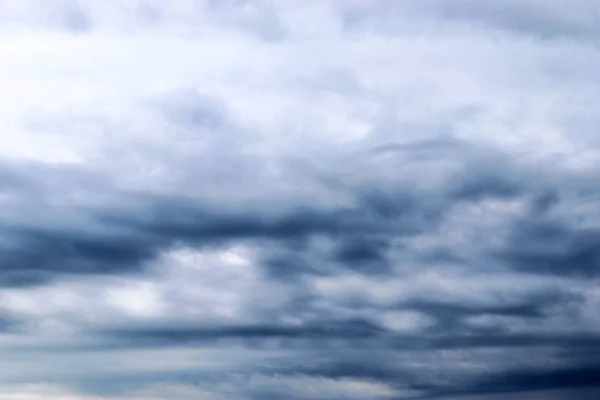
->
xmin=1 ymin=0 xmax=600 ymax=399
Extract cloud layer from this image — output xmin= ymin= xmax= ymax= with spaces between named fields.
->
xmin=1 ymin=1 xmax=600 ymax=399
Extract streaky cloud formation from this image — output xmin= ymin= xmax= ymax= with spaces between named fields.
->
xmin=0 ymin=1 xmax=600 ymax=399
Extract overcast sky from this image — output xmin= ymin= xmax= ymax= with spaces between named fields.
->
xmin=1 ymin=1 xmax=600 ymax=399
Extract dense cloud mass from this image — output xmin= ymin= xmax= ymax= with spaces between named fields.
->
xmin=1 ymin=1 xmax=600 ymax=399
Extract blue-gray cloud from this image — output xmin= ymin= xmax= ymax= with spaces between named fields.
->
xmin=0 ymin=1 xmax=600 ymax=400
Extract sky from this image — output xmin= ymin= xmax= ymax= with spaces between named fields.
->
xmin=0 ymin=0 xmax=600 ymax=399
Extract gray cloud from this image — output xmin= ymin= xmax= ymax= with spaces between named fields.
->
xmin=499 ymin=215 xmax=600 ymax=278
xmin=0 ymin=0 xmax=600 ymax=399
xmin=342 ymin=0 xmax=600 ymax=43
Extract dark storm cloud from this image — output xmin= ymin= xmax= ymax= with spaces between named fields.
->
xmin=449 ymin=164 xmax=523 ymax=202
xmin=499 ymin=214 xmax=600 ymax=278
xmin=457 ymin=365 xmax=600 ymax=398
xmin=332 ymin=235 xmax=391 ymax=272
xmin=14 ymin=294 xmax=600 ymax=399
xmin=0 ymin=129 xmax=596 ymax=294
xmin=404 ymin=332 xmax=600 ymax=352
xmin=104 ymin=318 xmax=385 ymax=345
xmin=530 ymin=189 xmax=561 ymax=215
xmin=399 ymin=287 xmax=581 ymax=322
xmin=96 ymin=286 xmax=593 ymax=352
xmin=285 ymin=340 xmax=600 ymax=399
xmin=84 ymin=249 xmax=600 ymax=398
xmin=285 ymin=357 xmax=415 ymax=391
xmin=0 ymin=135 xmax=539 ymax=287
xmin=0 ymin=226 xmax=158 ymax=286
